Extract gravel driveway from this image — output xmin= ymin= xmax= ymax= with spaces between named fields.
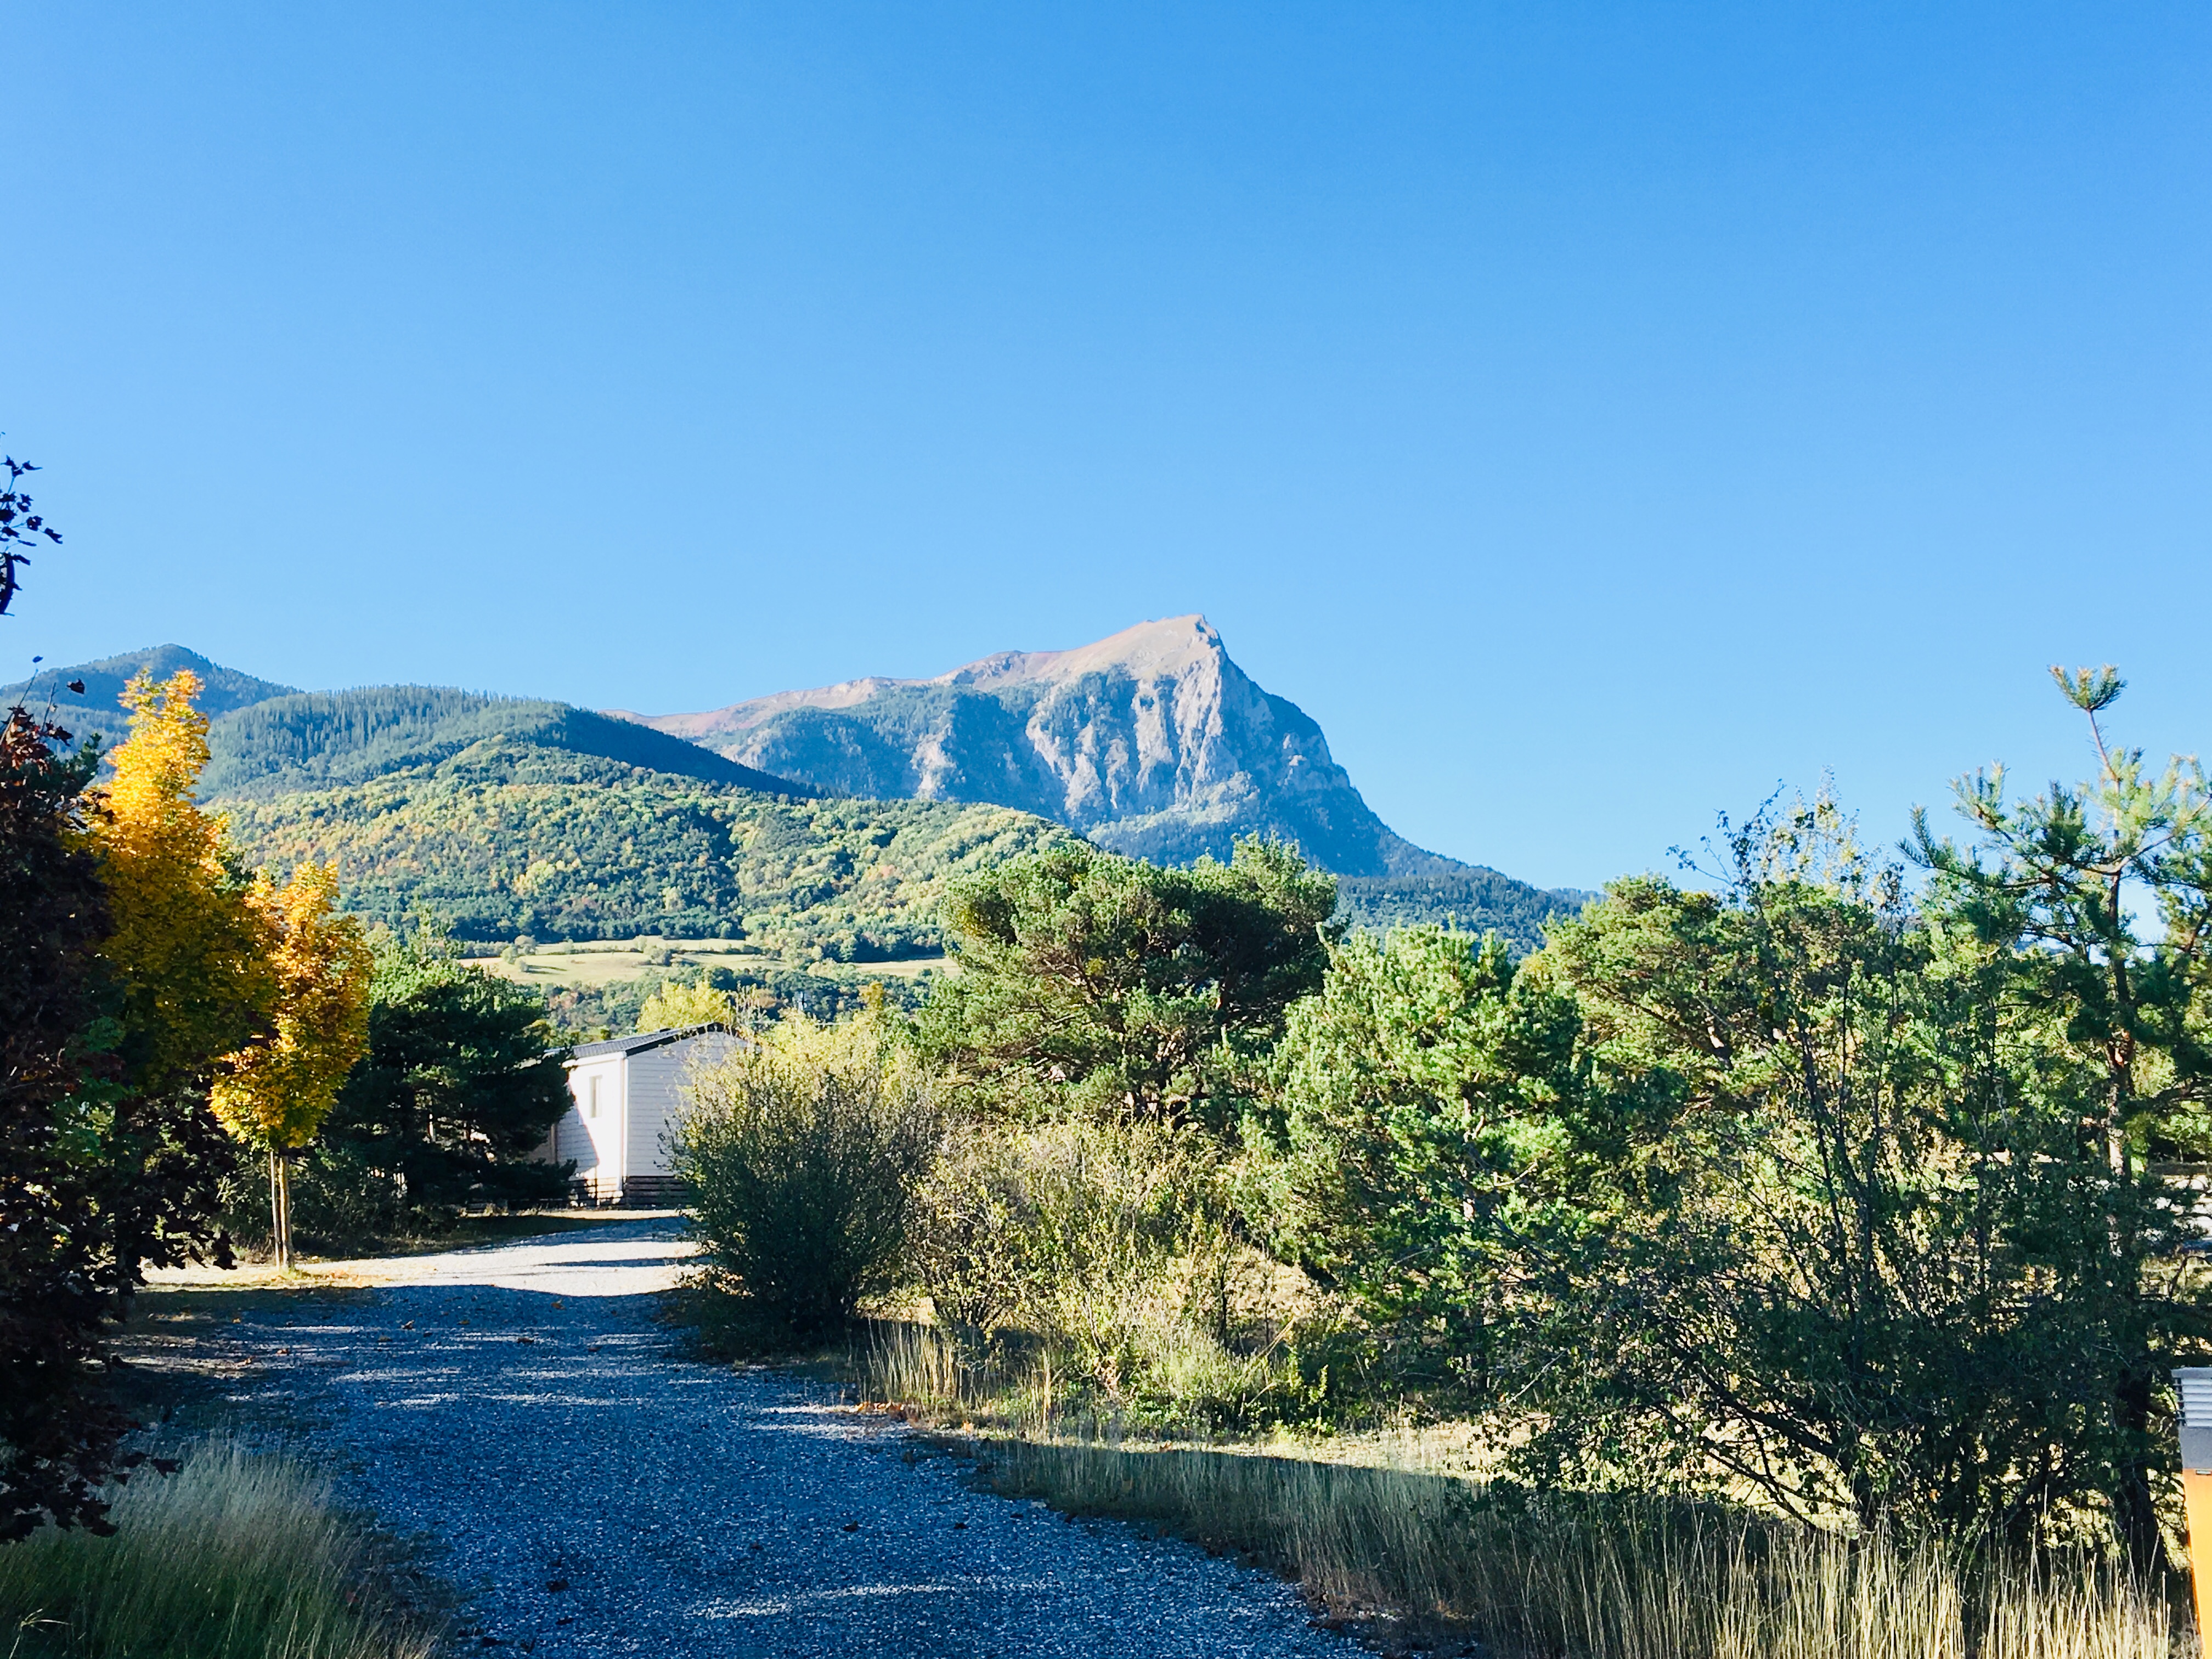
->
xmin=208 ymin=1216 xmax=1361 ymax=1658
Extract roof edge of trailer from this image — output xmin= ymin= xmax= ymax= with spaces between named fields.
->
xmin=556 ymin=1023 xmax=738 ymax=1064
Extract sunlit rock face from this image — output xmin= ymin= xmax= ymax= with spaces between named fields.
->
xmin=613 ymin=615 xmax=1446 ymax=878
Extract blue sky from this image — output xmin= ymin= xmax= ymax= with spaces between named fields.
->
xmin=8 ymin=2 xmax=2208 ymax=890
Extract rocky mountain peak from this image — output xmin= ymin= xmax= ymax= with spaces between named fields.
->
xmin=616 ymin=616 xmax=1433 ymax=877
xmin=939 ymin=614 xmax=1227 ymax=692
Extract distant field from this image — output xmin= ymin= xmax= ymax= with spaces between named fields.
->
xmin=471 ymin=938 xmax=950 ymax=990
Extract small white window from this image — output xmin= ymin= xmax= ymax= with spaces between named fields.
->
xmin=585 ymin=1075 xmax=600 ymax=1119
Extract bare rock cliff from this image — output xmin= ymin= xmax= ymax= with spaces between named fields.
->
xmin=614 ymin=616 xmax=1460 ymax=878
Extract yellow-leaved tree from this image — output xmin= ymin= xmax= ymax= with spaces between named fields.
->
xmin=211 ymin=862 xmax=373 ymax=1268
xmin=94 ymin=670 xmax=274 ymax=1090
xmin=635 ymin=974 xmax=739 ymax=1033
xmin=92 ymin=670 xmax=279 ymax=1278
xmin=95 ymin=669 xmax=374 ymax=1269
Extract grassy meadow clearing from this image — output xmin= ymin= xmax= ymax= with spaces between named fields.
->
xmin=471 ymin=935 xmax=947 ymax=990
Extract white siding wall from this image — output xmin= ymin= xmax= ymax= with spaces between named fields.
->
xmin=546 ymin=1057 xmax=628 ymax=1197
xmin=624 ymin=1031 xmax=740 ymax=1177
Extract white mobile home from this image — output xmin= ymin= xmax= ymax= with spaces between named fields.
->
xmin=538 ymin=1023 xmax=740 ymax=1205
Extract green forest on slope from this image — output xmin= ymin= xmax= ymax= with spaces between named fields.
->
xmin=211 ymin=735 xmax=1076 ymax=957
xmin=0 ymin=644 xmax=296 ymax=748
xmin=1334 ymin=868 xmax=1594 ymax=950
xmin=215 ymin=744 xmax=1587 ymax=961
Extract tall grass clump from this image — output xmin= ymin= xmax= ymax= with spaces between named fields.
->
xmin=675 ymin=1011 xmax=937 ymax=1340
xmin=971 ymin=1439 xmax=2180 ymax=1659
xmin=0 ymin=1439 xmax=434 ymax=1659
xmin=910 ymin=1114 xmax=1335 ymax=1434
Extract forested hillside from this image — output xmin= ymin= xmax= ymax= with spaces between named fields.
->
xmin=212 ymin=736 xmax=1076 ymax=956
xmin=1334 ymin=867 xmax=1596 ymax=951
xmin=0 ymin=643 xmax=296 ymax=749
xmin=203 ymin=684 xmax=804 ymax=798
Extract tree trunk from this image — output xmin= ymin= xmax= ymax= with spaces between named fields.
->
xmin=2115 ymin=1361 xmax=2162 ymax=1571
xmin=268 ymin=1148 xmax=294 ymax=1271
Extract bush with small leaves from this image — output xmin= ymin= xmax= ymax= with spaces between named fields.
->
xmin=675 ymin=1014 xmax=936 ymax=1339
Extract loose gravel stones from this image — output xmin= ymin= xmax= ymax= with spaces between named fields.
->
xmin=218 ymin=1217 xmax=1360 ymax=1657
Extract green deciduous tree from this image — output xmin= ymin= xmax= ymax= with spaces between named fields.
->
xmin=0 ymin=701 xmax=136 ymax=1538
xmin=1521 ymin=791 xmax=2205 ymax=1552
xmin=1254 ymin=760 xmax=2210 ymax=1551
xmin=634 ymin=974 xmax=739 ymax=1032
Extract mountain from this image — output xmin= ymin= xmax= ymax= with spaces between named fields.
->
xmin=6 ymin=652 xmax=810 ymax=798
xmin=1 ymin=644 xmax=297 ymax=749
xmin=202 ymin=685 xmax=808 ymax=799
xmin=34 ymin=630 xmax=1589 ymax=955
xmin=616 ymin=614 xmax=1587 ymax=941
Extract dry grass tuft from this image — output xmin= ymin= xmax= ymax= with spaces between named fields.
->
xmin=0 ymin=1439 xmax=437 ymax=1659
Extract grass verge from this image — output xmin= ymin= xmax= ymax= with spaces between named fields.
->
xmin=850 ymin=1322 xmax=2185 ymax=1659
xmin=0 ymin=1440 xmax=438 ymax=1659
xmin=967 ymin=1440 xmax=2183 ymax=1659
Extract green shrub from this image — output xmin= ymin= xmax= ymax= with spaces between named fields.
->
xmin=0 ymin=1438 xmax=434 ymax=1659
xmin=675 ymin=1014 xmax=936 ymax=1338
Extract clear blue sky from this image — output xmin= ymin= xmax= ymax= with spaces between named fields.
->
xmin=9 ymin=3 xmax=2208 ymax=890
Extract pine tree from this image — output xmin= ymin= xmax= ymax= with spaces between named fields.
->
xmin=1914 ymin=666 xmax=2212 ymax=1564
xmin=315 ymin=924 xmax=573 ymax=1226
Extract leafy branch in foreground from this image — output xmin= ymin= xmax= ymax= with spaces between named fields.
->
xmin=0 ymin=455 xmax=64 ymax=619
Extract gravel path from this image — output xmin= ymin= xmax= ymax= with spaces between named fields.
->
xmin=210 ymin=1216 xmax=1361 ymax=1658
